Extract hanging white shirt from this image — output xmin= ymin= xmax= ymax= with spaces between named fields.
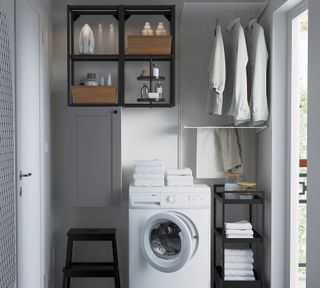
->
xmin=207 ymin=24 xmax=226 ymax=115
xmin=227 ymin=20 xmax=250 ymax=124
xmin=247 ymin=22 xmax=269 ymax=125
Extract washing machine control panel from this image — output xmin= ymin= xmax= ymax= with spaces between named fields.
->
xmin=161 ymin=192 xmax=210 ymax=208
xmin=129 ymin=185 xmax=211 ymax=208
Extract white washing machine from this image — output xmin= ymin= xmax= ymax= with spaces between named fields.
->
xmin=129 ymin=184 xmax=211 ymax=288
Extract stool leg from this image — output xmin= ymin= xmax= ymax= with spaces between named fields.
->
xmin=67 ymin=277 xmax=71 ymax=288
xmin=112 ymin=237 xmax=120 ymax=288
xmin=62 ymin=274 xmax=68 ymax=288
xmin=114 ymin=273 xmax=120 ymax=288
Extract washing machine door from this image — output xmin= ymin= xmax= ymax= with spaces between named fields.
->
xmin=140 ymin=211 xmax=198 ymax=273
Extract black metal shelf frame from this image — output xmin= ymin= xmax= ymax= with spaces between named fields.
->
xmin=212 ymin=185 xmax=265 ymax=288
xmin=67 ymin=5 xmax=175 ymax=107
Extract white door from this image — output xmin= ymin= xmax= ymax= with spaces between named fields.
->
xmin=16 ymin=0 xmax=41 ymax=287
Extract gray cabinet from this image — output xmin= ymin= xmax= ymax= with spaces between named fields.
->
xmin=70 ymin=108 xmax=121 ymax=207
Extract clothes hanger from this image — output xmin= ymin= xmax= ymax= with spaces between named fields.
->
xmin=246 ymin=8 xmax=257 ymax=32
xmin=214 ymin=9 xmax=220 ymax=36
xmin=226 ymin=17 xmax=241 ymax=32
xmin=247 ymin=18 xmax=257 ymax=32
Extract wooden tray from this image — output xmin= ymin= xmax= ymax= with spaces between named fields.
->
xmin=127 ymin=35 xmax=172 ymax=55
xmin=72 ymin=86 xmax=118 ymax=104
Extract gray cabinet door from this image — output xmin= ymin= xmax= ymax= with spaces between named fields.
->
xmin=71 ymin=108 xmax=121 ymax=207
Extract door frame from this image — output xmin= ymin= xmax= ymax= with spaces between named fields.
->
xmin=287 ymin=2 xmax=308 ymax=287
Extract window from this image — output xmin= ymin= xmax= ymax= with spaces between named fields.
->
xmin=288 ymin=4 xmax=308 ymax=288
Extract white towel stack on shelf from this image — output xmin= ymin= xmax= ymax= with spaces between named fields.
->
xmin=133 ymin=160 xmax=164 ymax=187
xmin=166 ymin=168 xmax=194 ymax=186
xmin=224 ymin=248 xmax=255 ymax=281
xmin=225 ymin=220 xmax=254 ymax=238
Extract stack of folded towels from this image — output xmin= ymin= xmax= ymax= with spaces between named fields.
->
xmin=166 ymin=168 xmax=193 ymax=186
xmin=133 ymin=159 xmax=164 ymax=187
xmin=225 ymin=220 xmax=254 ymax=239
xmin=224 ymin=248 xmax=255 ymax=281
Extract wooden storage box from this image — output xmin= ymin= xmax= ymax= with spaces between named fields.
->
xmin=127 ymin=35 xmax=172 ymax=55
xmin=72 ymin=86 xmax=118 ymax=104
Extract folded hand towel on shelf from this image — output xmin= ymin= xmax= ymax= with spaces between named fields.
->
xmin=226 ymin=234 xmax=253 ymax=239
xmin=134 ymin=159 xmax=163 ymax=167
xmin=225 ymin=255 xmax=254 ymax=264
xmin=224 ymin=276 xmax=255 ymax=281
xmin=167 ymin=180 xmax=193 ymax=187
xmin=133 ymin=179 xmax=164 ymax=187
xmin=224 ymin=263 xmax=253 ymax=270
xmin=225 ymin=248 xmax=254 ymax=257
xmin=166 ymin=175 xmax=193 ymax=182
xmin=167 ymin=168 xmax=192 ymax=176
xmin=225 ymin=220 xmax=252 ymax=230
xmin=224 ymin=269 xmax=254 ymax=277
xmin=134 ymin=166 xmax=164 ymax=174
xmin=133 ymin=173 xmax=164 ymax=180
xmin=225 ymin=229 xmax=254 ymax=236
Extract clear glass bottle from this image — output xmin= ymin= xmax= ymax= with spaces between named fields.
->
xmin=141 ymin=82 xmax=149 ymax=99
xmin=155 ymin=81 xmax=163 ymax=98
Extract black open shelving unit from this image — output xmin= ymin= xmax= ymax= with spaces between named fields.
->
xmin=212 ymin=185 xmax=265 ymax=288
xmin=67 ymin=5 xmax=175 ymax=107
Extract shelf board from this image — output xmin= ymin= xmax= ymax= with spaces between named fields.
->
xmin=214 ymin=227 xmax=263 ymax=243
xmin=214 ymin=191 xmax=264 ymax=204
xmin=123 ymin=103 xmax=173 ymax=108
xmin=137 ymin=76 xmax=165 ymax=81
xmin=137 ymin=98 xmax=165 ymax=102
xmin=214 ymin=266 xmax=261 ymax=288
xmin=125 ymin=55 xmax=172 ymax=61
xmin=70 ymin=55 xmax=119 ymax=61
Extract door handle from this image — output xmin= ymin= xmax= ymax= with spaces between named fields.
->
xmin=19 ymin=171 xmax=32 ymax=180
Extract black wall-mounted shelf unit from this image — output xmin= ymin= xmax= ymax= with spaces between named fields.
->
xmin=212 ymin=185 xmax=265 ymax=288
xmin=67 ymin=5 xmax=175 ymax=107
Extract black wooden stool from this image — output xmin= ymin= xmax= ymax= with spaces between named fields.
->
xmin=62 ymin=228 xmax=120 ymax=288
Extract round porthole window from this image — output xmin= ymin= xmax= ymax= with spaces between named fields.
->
xmin=140 ymin=212 xmax=198 ymax=273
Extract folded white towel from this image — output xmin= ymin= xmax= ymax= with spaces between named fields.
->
xmin=134 ymin=166 xmax=164 ymax=174
xmin=134 ymin=160 xmax=163 ymax=167
xmin=224 ymin=276 xmax=255 ymax=281
xmin=133 ymin=173 xmax=164 ymax=180
xmin=167 ymin=180 xmax=193 ymax=187
xmin=133 ymin=179 xmax=164 ymax=187
xmin=225 ymin=256 xmax=254 ymax=264
xmin=226 ymin=234 xmax=253 ymax=239
xmin=224 ymin=263 xmax=253 ymax=270
xmin=225 ymin=220 xmax=252 ymax=230
xmin=225 ymin=249 xmax=254 ymax=257
xmin=224 ymin=269 xmax=254 ymax=277
xmin=224 ymin=183 xmax=240 ymax=191
xmin=167 ymin=168 xmax=192 ymax=176
xmin=225 ymin=229 xmax=254 ymax=236
xmin=166 ymin=175 xmax=193 ymax=182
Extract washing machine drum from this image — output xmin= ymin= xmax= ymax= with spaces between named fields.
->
xmin=140 ymin=211 xmax=199 ymax=273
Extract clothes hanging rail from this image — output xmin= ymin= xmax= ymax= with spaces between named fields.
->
xmin=183 ymin=125 xmax=267 ymax=129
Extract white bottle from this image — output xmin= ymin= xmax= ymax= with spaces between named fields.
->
xmin=152 ymin=64 xmax=159 ymax=79
xmin=107 ymin=73 xmax=112 ymax=86
xmin=79 ymin=24 xmax=95 ymax=54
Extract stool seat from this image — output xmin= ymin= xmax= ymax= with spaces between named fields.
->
xmin=62 ymin=228 xmax=120 ymax=288
xmin=67 ymin=228 xmax=116 ymax=241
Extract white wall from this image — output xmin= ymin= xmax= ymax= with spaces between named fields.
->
xmin=306 ymin=0 xmax=320 ymax=287
xmin=52 ymin=1 xmax=268 ymax=288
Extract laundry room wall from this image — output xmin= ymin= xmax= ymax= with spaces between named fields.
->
xmin=52 ymin=1 xmax=270 ymax=288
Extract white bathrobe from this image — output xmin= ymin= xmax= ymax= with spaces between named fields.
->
xmin=247 ymin=22 xmax=269 ymax=125
xmin=207 ymin=24 xmax=226 ymax=115
xmin=227 ymin=20 xmax=251 ymax=124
